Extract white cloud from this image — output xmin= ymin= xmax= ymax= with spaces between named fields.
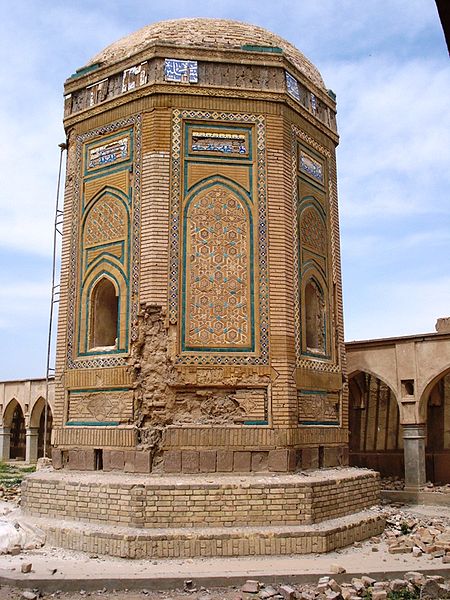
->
xmin=332 ymin=57 xmax=450 ymax=223
xmin=345 ymin=275 xmax=450 ymax=341
xmin=0 ymin=282 xmax=49 ymax=330
xmin=342 ymin=228 xmax=450 ymax=260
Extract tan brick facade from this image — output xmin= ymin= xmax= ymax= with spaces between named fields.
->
xmin=50 ymin=19 xmax=348 ymax=471
xmin=17 ymin=22 xmax=384 ymax=559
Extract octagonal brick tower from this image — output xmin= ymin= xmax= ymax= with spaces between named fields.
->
xmin=53 ymin=18 xmax=348 ymax=473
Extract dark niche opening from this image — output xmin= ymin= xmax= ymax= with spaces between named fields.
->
xmin=89 ymin=278 xmax=118 ymax=349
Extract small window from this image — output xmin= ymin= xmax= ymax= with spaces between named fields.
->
xmin=401 ymin=379 xmax=415 ymax=396
xmin=89 ymin=278 xmax=118 ymax=349
xmin=305 ymin=280 xmax=325 ymax=353
xmin=94 ymin=449 xmax=103 ymax=471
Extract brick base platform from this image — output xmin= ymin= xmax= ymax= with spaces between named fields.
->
xmin=21 ymin=468 xmax=383 ymax=558
xmin=24 ymin=511 xmax=385 ymax=559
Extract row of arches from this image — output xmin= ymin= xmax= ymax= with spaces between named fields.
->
xmin=2 ymin=399 xmax=52 ymax=461
xmin=349 ymin=369 xmax=450 ymax=484
xmin=82 ymin=185 xmax=333 ymax=359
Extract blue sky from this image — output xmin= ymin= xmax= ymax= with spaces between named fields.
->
xmin=0 ymin=1 xmax=449 ymax=379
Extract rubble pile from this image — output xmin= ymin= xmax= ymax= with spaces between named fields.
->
xmin=0 ymin=485 xmax=21 ymax=505
xmin=0 ymin=502 xmax=44 ymax=555
xmin=380 ymin=508 xmax=450 ymax=561
xmin=233 ymin=574 xmax=450 ymax=599
xmin=381 ymin=477 xmax=450 ymax=494
xmin=422 ymin=482 xmax=450 ymax=493
xmin=381 ymin=477 xmax=404 ymax=491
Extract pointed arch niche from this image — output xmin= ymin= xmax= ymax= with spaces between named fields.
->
xmin=181 ymin=177 xmax=255 ymax=354
xmin=298 ymin=198 xmax=330 ymax=358
xmin=77 ymin=186 xmax=130 ymax=356
xmin=4 ymin=400 xmax=26 ymax=460
xmin=89 ymin=277 xmax=119 ymax=349
xmin=304 ymin=278 xmax=326 ymax=353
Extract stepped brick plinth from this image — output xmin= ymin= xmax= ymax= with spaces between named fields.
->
xmin=22 ymin=468 xmax=384 ymax=558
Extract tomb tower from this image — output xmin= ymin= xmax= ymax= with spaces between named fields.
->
xmin=53 ymin=18 xmax=348 ymax=473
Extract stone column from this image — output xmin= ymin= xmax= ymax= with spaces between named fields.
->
xmin=0 ymin=427 xmax=10 ymax=461
xmin=403 ymin=424 xmax=426 ymax=489
xmin=25 ymin=428 xmax=39 ymax=464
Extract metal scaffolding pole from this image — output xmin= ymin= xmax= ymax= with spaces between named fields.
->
xmin=43 ymin=142 xmax=67 ymax=460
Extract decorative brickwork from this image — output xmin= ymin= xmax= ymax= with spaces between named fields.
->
xmin=84 ymin=196 xmax=127 ymax=246
xmin=300 ymin=206 xmax=327 ymax=255
xmin=24 ymin=20 xmax=386 ymax=561
xmin=67 ymin=389 xmax=133 ymax=423
xmin=27 ymin=512 xmax=385 ymax=559
xmin=54 ymin=19 xmax=351 ymax=472
xmin=169 ymin=110 xmax=269 ymax=366
xmin=66 ymin=116 xmax=141 ymax=371
xmin=184 ymin=185 xmax=251 ymax=350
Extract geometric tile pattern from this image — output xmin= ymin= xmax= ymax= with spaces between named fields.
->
xmin=299 ymin=206 xmax=327 ymax=255
xmin=84 ymin=196 xmax=127 ymax=246
xmin=170 ymin=110 xmax=269 ymax=365
xmin=184 ymin=185 xmax=251 ymax=349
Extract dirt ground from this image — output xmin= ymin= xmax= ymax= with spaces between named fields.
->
xmin=0 ymin=587 xmax=239 ymax=600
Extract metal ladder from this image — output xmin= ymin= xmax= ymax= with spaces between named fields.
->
xmin=43 ymin=142 xmax=67 ymax=459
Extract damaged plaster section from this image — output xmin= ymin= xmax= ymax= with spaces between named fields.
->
xmin=129 ymin=304 xmax=176 ymax=454
xmin=129 ymin=303 xmax=251 ymax=454
xmin=171 ymin=391 xmax=246 ymax=426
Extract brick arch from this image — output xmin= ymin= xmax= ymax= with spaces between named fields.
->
xmin=418 ymin=363 xmax=450 ymax=422
xmin=3 ymin=398 xmax=23 ymax=428
xmin=301 ymin=270 xmax=328 ymax=356
xmin=346 ymin=352 xmax=399 ymax=405
xmin=298 ymin=199 xmax=327 ymax=257
xmin=78 ymin=267 xmax=128 ymax=354
xmin=30 ymin=397 xmax=53 ymax=460
xmin=77 ymin=185 xmax=131 ymax=358
xmin=29 ymin=396 xmax=53 ymax=428
xmin=348 ymin=369 xmax=402 ymax=477
xmin=348 ymin=366 xmax=398 ymax=406
xmin=4 ymin=399 xmax=25 ymax=460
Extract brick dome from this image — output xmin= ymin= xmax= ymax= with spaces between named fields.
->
xmin=87 ymin=18 xmax=325 ymax=88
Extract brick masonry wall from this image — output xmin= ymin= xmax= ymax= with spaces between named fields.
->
xmin=22 ymin=469 xmax=379 ymax=529
xmin=39 ymin=512 xmax=385 ymax=559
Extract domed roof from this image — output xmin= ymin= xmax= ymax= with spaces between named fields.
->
xmin=87 ymin=18 xmax=325 ymax=89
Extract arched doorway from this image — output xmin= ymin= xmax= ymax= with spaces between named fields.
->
xmin=349 ymin=371 xmax=403 ymax=477
xmin=30 ymin=398 xmax=53 ymax=461
xmin=426 ymin=373 xmax=450 ymax=484
xmin=7 ymin=401 xmax=26 ymax=460
xmin=37 ymin=405 xmax=53 ymax=459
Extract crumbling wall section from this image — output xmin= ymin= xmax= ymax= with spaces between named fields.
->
xmin=128 ymin=303 xmax=176 ymax=453
xmin=129 ymin=303 xmax=269 ymax=456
